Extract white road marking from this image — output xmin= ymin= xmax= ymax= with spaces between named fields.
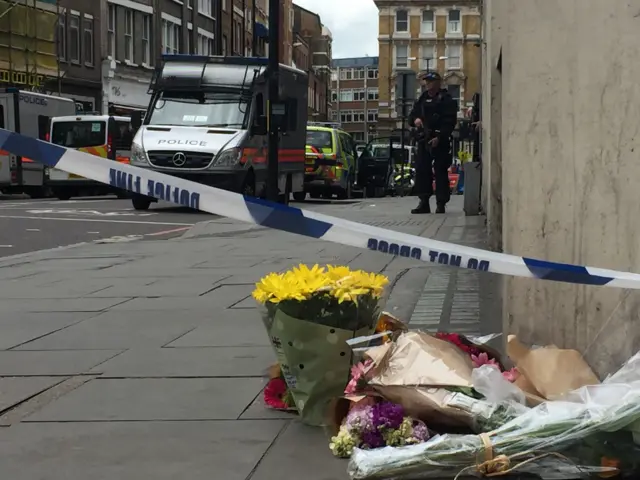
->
xmin=87 ymin=231 xmax=100 ymax=234
xmin=26 ymin=228 xmax=40 ymax=232
xmin=0 ymin=214 xmax=193 ymax=226
xmin=0 ymin=245 xmax=13 ymax=247
xmin=146 ymin=226 xmax=191 ymax=236
xmin=26 ymin=209 xmax=156 ymax=217
xmin=0 ymin=199 xmax=119 ymax=208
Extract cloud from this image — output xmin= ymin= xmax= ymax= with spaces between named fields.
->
xmin=294 ymin=0 xmax=378 ymax=59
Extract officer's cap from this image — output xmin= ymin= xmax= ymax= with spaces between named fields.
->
xmin=418 ymin=71 xmax=442 ymax=82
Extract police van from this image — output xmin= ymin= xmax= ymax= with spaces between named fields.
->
xmin=128 ymin=55 xmax=308 ymax=210
xmin=0 ymin=88 xmax=76 ymax=197
xmin=47 ymin=114 xmax=133 ymax=200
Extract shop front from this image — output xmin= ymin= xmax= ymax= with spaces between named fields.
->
xmin=106 ymin=73 xmax=152 ymax=117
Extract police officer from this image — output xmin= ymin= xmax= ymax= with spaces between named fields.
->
xmin=408 ymin=71 xmax=458 ymax=214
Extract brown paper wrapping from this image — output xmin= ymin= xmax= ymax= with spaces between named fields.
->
xmin=364 ymin=331 xmax=476 ymax=427
xmin=507 ymin=335 xmax=600 ymax=400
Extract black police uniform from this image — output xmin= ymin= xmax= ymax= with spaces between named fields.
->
xmin=408 ymin=76 xmax=458 ymax=214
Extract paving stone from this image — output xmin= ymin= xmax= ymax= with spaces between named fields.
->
xmin=167 ymin=316 xmax=268 ymax=348
xmin=88 ymin=274 xmax=231 ymax=297
xmin=14 ymin=310 xmax=201 ymax=351
xmin=0 ymin=312 xmax=95 ymax=350
xmin=108 ymin=290 xmax=251 ymax=311
xmin=93 ymin=346 xmax=275 ymax=377
xmin=25 ymin=377 xmax=265 ymax=421
xmin=0 ymin=377 xmax=66 ymax=413
xmin=0 ymin=298 xmax=131 ymax=313
xmin=0 ymin=420 xmax=284 ymax=480
xmin=0 ymin=350 xmax=122 ymax=376
xmin=249 ymin=421 xmax=348 ymax=480
xmin=239 ymin=387 xmax=300 ymax=420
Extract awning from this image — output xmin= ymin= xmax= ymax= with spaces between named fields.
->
xmin=255 ymin=22 xmax=269 ymax=39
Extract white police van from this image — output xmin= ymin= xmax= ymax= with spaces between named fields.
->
xmin=0 ymin=88 xmax=76 ymax=197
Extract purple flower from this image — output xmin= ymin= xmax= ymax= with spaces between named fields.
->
xmin=361 ymin=430 xmax=385 ymax=448
xmin=345 ymin=404 xmax=374 ymax=434
xmin=372 ymin=402 xmax=404 ymax=430
xmin=411 ymin=421 xmax=429 ymax=442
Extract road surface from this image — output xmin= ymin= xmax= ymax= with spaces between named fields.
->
xmin=0 ymin=196 xmax=216 ymax=257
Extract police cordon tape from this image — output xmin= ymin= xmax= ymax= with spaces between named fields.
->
xmin=1 ymin=127 xmax=640 ymax=288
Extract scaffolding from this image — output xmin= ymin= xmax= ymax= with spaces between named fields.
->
xmin=0 ymin=0 xmax=61 ymax=93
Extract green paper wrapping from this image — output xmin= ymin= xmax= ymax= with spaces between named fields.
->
xmin=265 ymin=308 xmax=374 ymax=426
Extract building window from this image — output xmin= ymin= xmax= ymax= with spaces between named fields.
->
xmin=222 ymin=34 xmax=228 ymax=55
xmin=83 ymin=17 xmax=93 ymax=65
xmin=331 ymin=90 xmax=337 ymax=102
xmin=448 ymin=9 xmax=461 ymax=33
xmin=142 ymin=15 xmax=151 ymax=65
xmin=395 ymin=10 xmax=408 ymax=32
xmin=108 ymin=4 xmax=115 ymax=58
xmin=198 ymin=0 xmax=212 ymax=16
xmin=421 ymin=10 xmax=434 ymax=33
xmin=446 ymin=44 xmax=462 ymax=69
xmin=352 ymin=89 xmax=365 ymax=101
xmin=367 ymin=68 xmax=378 ymax=79
xmin=162 ymin=20 xmax=180 ymax=54
xmin=395 ymin=45 xmax=408 ymax=68
xmin=124 ymin=9 xmax=134 ymax=62
xmin=367 ymin=109 xmax=378 ymax=122
xmin=447 ymin=85 xmax=461 ymax=107
xmin=198 ymin=34 xmax=214 ymax=55
xmin=340 ymin=110 xmax=352 ymax=123
xmin=354 ymin=110 xmax=365 ymax=122
xmin=330 ymin=110 xmax=338 ymax=121
xmin=69 ymin=14 xmax=80 ymax=63
xmin=57 ymin=14 xmax=66 ymax=60
xmin=367 ymin=88 xmax=379 ymax=101
xmin=339 ymin=90 xmax=353 ymax=102
xmin=331 ymin=71 xmax=337 ymax=81
xmin=353 ymin=68 xmax=365 ymax=80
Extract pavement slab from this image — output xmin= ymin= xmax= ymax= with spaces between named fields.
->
xmin=0 ymin=377 xmax=67 ymax=413
xmin=0 ymin=297 xmax=132 ymax=313
xmin=248 ymin=421 xmax=349 ymax=480
xmin=86 ymin=274 xmax=231 ymax=297
xmin=14 ymin=310 xmax=202 ymax=351
xmin=91 ymin=346 xmax=275 ymax=377
xmin=167 ymin=316 xmax=268 ymax=348
xmin=24 ymin=377 xmax=265 ymax=421
xmin=108 ymin=289 xmax=253 ymax=310
xmin=0 ymin=350 xmax=123 ymax=376
xmin=0 ymin=312 xmax=96 ymax=350
xmin=0 ymin=420 xmax=285 ymax=480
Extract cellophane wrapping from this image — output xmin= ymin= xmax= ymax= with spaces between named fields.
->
xmin=347 ymin=351 xmax=640 ymax=479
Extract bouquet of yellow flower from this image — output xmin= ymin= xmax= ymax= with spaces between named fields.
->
xmin=253 ymin=264 xmax=389 ymax=426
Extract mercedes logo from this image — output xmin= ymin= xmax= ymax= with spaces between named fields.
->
xmin=172 ymin=152 xmax=186 ymax=167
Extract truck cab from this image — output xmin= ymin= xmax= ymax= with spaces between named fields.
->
xmin=128 ymin=55 xmax=308 ymax=210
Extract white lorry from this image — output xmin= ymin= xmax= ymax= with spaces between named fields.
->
xmin=0 ymin=88 xmax=76 ymax=197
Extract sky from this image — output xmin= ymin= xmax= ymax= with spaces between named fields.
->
xmin=293 ymin=0 xmax=379 ymax=59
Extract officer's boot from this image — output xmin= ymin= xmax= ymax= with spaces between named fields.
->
xmin=411 ymin=197 xmax=431 ymax=214
xmin=436 ymin=202 xmax=446 ymax=214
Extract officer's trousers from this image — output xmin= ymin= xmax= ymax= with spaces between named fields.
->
xmin=414 ymin=140 xmax=452 ymax=205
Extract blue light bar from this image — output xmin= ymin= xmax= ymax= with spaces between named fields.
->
xmin=161 ymin=54 xmax=269 ymax=66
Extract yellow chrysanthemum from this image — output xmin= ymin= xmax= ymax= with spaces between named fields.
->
xmin=253 ymin=272 xmax=307 ymax=304
xmin=326 ymin=265 xmax=352 ymax=282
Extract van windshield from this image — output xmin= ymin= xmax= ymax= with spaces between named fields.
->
xmin=51 ymin=121 xmax=106 ymax=148
xmin=147 ymin=92 xmax=248 ymax=128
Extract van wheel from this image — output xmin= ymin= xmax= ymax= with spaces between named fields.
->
xmin=292 ymin=191 xmax=306 ymax=202
xmin=337 ymin=172 xmax=353 ymax=200
xmin=54 ymin=189 xmax=72 ymax=201
xmin=132 ymin=195 xmax=152 ymax=211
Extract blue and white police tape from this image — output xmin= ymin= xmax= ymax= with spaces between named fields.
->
xmin=1 ymin=127 xmax=639 ymax=289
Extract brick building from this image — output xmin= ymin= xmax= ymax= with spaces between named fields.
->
xmin=330 ymin=56 xmax=379 ymax=143
xmin=292 ymin=4 xmax=332 ymax=122
xmin=375 ymin=0 xmax=481 ymax=135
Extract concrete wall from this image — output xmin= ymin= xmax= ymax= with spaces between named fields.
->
xmin=485 ymin=0 xmax=640 ymax=377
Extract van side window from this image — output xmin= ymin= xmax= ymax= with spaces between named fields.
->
xmin=0 ymin=105 xmax=5 ymax=129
